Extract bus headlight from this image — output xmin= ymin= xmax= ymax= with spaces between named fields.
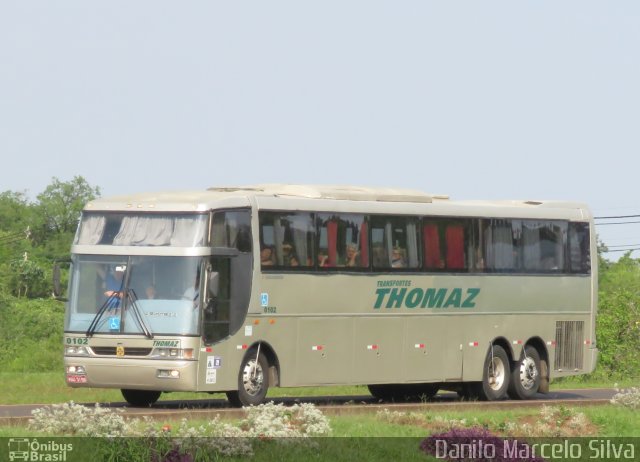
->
xmin=157 ymin=369 xmax=180 ymax=378
xmin=150 ymin=348 xmax=194 ymax=360
xmin=65 ymin=346 xmax=89 ymax=356
xmin=66 ymin=365 xmax=86 ymax=375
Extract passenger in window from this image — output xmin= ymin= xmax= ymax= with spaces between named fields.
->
xmin=98 ymin=265 xmax=125 ymax=310
xmin=318 ymin=249 xmax=329 ymax=267
xmin=183 ymin=275 xmax=200 ymax=303
xmin=344 ymin=243 xmax=360 ymax=267
xmin=391 ymin=247 xmax=407 ymax=268
xmin=289 ymin=255 xmax=300 ymax=267
xmin=145 ymin=285 xmax=157 ymax=299
xmin=282 ymin=242 xmax=294 ymax=265
xmin=260 ymin=246 xmax=275 ymax=266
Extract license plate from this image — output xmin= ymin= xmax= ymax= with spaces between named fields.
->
xmin=66 ymin=375 xmax=87 ymax=383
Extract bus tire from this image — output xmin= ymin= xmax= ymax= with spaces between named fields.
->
xmin=508 ymin=345 xmax=541 ymax=400
xmin=476 ymin=345 xmax=510 ymax=401
xmin=121 ymin=389 xmax=161 ymax=407
xmin=226 ymin=351 xmax=269 ymax=407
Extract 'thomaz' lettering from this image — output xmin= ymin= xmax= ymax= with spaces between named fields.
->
xmin=373 ymin=288 xmax=480 ymax=309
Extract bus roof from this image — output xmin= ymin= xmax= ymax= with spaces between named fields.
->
xmin=83 ymin=184 xmax=591 ymax=218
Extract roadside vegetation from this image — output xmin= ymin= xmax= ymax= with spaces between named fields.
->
xmin=1 ymin=390 xmax=639 ymax=460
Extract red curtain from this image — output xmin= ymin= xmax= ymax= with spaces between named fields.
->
xmin=446 ymin=225 xmax=465 ymax=269
xmin=423 ymin=224 xmax=441 ymax=268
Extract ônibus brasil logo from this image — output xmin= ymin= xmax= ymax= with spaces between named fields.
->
xmin=8 ymin=438 xmax=73 ymax=461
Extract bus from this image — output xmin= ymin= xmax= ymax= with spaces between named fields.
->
xmin=62 ymin=184 xmax=597 ymax=406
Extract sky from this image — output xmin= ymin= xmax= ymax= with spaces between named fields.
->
xmin=1 ymin=1 xmax=638 ymax=258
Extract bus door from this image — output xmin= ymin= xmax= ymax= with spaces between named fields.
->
xmin=203 ymin=209 xmax=253 ymax=345
xmin=203 ymin=252 xmax=252 ymax=345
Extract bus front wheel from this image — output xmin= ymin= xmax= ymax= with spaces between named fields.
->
xmin=121 ymin=389 xmax=161 ymax=407
xmin=227 ymin=351 xmax=269 ymax=407
xmin=508 ymin=345 xmax=541 ymax=400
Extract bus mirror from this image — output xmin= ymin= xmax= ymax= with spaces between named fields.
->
xmin=208 ymin=272 xmax=219 ymax=298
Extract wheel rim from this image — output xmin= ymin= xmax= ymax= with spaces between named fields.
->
xmin=241 ymin=359 xmax=264 ymax=396
xmin=487 ymin=357 xmax=506 ymax=391
xmin=519 ymin=356 xmax=538 ymax=390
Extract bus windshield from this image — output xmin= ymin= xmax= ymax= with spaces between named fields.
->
xmin=66 ymin=255 xmax=203 ymax=336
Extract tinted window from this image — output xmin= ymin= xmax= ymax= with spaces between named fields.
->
xmin=423 ymin=218 xmax=473 ymax=272
xmin=211 ymin=210 xmax=252 ymax=252
xmin=569 ymin=222 xmax=590 ymax=274
xmin=317 ymin=213 xmax=368 ymax=269
xmin=479 ymin=219 xmax=568 ymax=273
xmin=371 ymin=216 xmax=420 ymax=270
xmin=259 ymin=212 xmax=315 ymax=269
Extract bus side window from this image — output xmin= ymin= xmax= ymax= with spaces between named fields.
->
xmin=211 ymin=210 xmax=252 ymax=253
xmin=569 ymin=222 xmax=590 ymax=274
xmin=371 ymin=215 xmax=419 ymax=270
xmin=317 ymin=213 xmax=368 ymax=269
xmin=424 ymin=218 xmax=472 ymax=272
xmin=259 ymin=212 xmax=315 ymax=269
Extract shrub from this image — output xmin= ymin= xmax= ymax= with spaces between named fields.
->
xmin=240 ymin=402 xmax=331 ymax=438
xmin=610 ymin=385 xmax=640 ymax=410
xmin=28 ymin=401 xmax=331 ymax=458
xmin=29 ymin=402 xmax=131 ymax=437
xmin=0 ymin=296 xmax=64 ymax=371
xmin=420 ymin=427 xmax=545 ymax=462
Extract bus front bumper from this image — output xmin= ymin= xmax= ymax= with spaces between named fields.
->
xmin=64 ymin=357 xmax=198 ymax=392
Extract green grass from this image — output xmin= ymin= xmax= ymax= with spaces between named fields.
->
xmin=552 ymin=375 xmax=638 ymax=389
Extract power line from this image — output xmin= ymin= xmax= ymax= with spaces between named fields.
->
xmin=607 ymin=244 xmax=640 ymax=248
xmin=602 ymin=248 xmax=640 ymax=253
xmin=595 ymin=221 xmax=640 ymax=225
xmin=595 ymin=214 xmax=640 ymax=219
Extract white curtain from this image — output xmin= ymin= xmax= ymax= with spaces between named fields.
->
xmin=171 ymin=216 xmax=206 ymax=246
xmin=77 ymin=215 xmax=106 ymax=244
xmin=113 ymin=216 xmax=139 ymax=246
xmin=273 ymin=217 xmax=285 ymax=265
xmin=292 ymin=214 xmax=310 ymax=265
xmin=114 ymin=216 xmax=174 ymax=246
xmin=406 ymin=222 xmax=419 ymax=268
xmin=523 ymin=221 xmax=542 ymax=270
xmin=385 ymin=222 xmax=393 ymax=267
xmin=486 ymin=221 xmax=514 ymax=270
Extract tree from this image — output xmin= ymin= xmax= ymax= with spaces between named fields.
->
xmin=35 ymin=176 xmax=100 ymax=234
xmin=8 ymin=257 xmax=46 ymax=298
xmin=0 ymin=190 xmax=32 ymax=233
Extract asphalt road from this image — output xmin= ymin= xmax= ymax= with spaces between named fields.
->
xmin=0 ymin=388 xmax=618 ymax=425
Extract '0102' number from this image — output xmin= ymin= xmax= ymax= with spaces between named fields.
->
xmin=66 ymin=337 xmax=88 ymax=345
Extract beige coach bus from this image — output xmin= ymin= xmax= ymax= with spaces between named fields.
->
xmin=63 ymin=185 xmax=597 ymax=406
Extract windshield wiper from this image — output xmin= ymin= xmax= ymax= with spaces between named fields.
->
xmin=86 ymin=293 xmax=120 ymax=337
xmin=125 ymin=289 xmax=154 ymax=339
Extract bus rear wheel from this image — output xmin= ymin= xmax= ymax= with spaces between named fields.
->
xmin=508 ymin=345 xmax=541 ymax=400
xmin=121 ymin=389 xmax=161 ymax=407
xmin=227 ymin=351 xmax=269 ymax=407
xmin=473 ymin=345 xmax=510 ymax=401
